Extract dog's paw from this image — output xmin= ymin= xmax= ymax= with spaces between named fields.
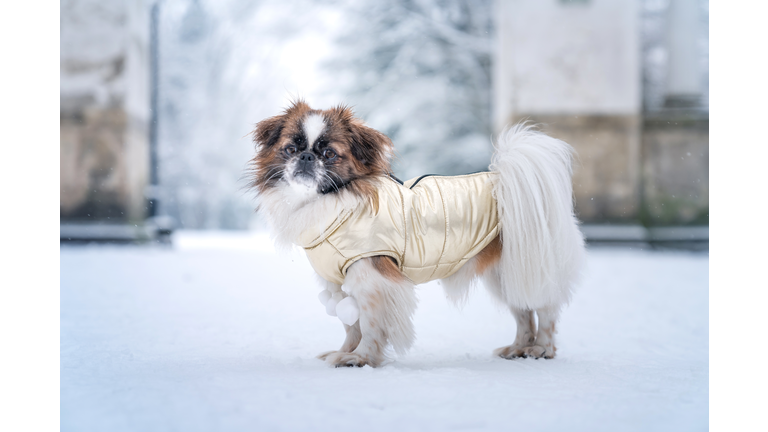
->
xmin=522 ymin=345 xmax=554 ymax=359
xmin=316 ymin=350 xmax=338 ymax=361
xmin=324 ymin=351 xmax=372 ymax=368
xmin=493 ymin=344 xmax=529 ymax=359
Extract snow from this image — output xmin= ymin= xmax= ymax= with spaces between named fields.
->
xmin=61 ymin=231 xmax=708 ymax=431
xmin=335 ymin=297 xmax=360 ymax=326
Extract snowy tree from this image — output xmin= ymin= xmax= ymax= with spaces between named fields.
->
xmin=327 ymin=0 xmax=495 ymax=180
xmin=157 ymin=0 xmax=255 ymax=229
xmin=157 ymin=0 xmax=335 ymax=229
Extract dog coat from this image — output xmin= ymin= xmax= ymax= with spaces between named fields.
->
xmin=297 ymin=172 xmax=500 ymax=285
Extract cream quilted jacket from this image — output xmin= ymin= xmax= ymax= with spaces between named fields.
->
xmin=296 ymin=172 xmax=500 ymax=285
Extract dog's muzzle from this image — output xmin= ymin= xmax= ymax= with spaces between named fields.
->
xmin=295 ymin=152 xmax=316 ymax=178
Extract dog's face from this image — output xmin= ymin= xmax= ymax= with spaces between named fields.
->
xmin=250 ymin=101 xmax=393 ymax=203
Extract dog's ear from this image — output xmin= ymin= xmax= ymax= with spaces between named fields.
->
xmin=253 ymin=100 xmax=313 ymax=149
xmin=252 ymin=115 xmax=285 ymax=149
xmin=329 ymin=104 xmax=393 ymax=169
xmin=348 ymin=121 xmax=393 ymax=168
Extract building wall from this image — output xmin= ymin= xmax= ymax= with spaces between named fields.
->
xmin=494 ymin=0 xmax=642 ymax=223
xmin=494 ymin=0 xmax=708 ymax=225
xmin=60 ymin=0 xmax=150 ymax=222
xmin=493 ymin=0 xmax=640 ymax=126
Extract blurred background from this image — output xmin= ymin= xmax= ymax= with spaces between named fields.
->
xmin=59 ymin=2 xmax=710 ymax=428
xmin=60 ymin=0 xmax=709 ymax=244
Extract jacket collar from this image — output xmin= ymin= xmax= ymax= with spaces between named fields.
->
xmin=296 ymin=208 xmax=355 ymax=249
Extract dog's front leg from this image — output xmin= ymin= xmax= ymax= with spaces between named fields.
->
xmin=316 ymin=322 xmax=362 ymax=360
xmin=324 ymin=257 xmax=417 ymax=368
xmin=339 ymin=322 xmax=362 ymax=351
xmin=316 ymin=278 xmax=362 ymax=360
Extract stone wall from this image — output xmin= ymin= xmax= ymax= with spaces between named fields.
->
xmin=60 ymin=0 xmax=150 ymax=223
xmin=508 ymin=114 xmax=642 ymax=222
xmin=641 ymin=114 xmax=709 ymax=225
xmin=507 ymin=113 xmax=709 ymax=226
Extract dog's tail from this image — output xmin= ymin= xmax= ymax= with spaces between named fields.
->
xmin=490 ymin=123 xmax=585 ymax=310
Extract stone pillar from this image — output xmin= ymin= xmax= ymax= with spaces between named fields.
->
xmin=493 ymin=0 xmax=641 ymax=222
xmin=638 ymin=0 xmax=708 ymax=227
xmin=60 ymin=0 xmax=150 ymax=223
xmin=664 ymin=0 xmax=701 ymax=108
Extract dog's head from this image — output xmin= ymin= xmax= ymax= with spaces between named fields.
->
xmin=249 ymin=101 xmax=393 ymax=204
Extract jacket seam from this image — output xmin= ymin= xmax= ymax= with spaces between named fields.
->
xmin=426 ymin=177 xmax=449 ymax=281
xmin=410 ymin=172 xmax=492 ymax=185
xmin=341 ymin=251 xmax=404 ymax=278
xmin=301 ymin=209 xmax=354 ymax=248
xmin=400 ymin=226 xmax=499 ymax=270
xmin=326 ymin=241 xmax=349 ymax=283
xmin=397 ymin=179 xmax=407 ymax=271
xmin=443 ymin=224 xmax=500 ymax=275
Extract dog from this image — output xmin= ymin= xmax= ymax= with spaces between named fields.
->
xmin=249 ymin=100 xmax=585 ymax=367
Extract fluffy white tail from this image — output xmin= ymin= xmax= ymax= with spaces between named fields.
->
xmin=490 ymin=124 xmax=585 ymax=310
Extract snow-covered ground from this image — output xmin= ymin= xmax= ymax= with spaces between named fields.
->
xmin=61 ymin=231 xmax=708 ymax=431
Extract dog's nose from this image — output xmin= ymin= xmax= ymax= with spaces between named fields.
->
xmin=296 ymin=152 xmax=316 ymax=176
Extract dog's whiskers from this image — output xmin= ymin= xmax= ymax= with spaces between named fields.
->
xmin=263 ymin=167 xmax=286 ymax=185
xmin=321 ymin=171 xmax=342 ymax=194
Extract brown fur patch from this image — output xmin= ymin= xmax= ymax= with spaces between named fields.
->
xmin=474 ymin=235 xmax=501 ymax=275
xmin=366 ymin=291 xmax=383 ymax=312
xmin=545 ymin=322 xmax=556 ymax=339
xmin=371 ymin=256 xmax=404 ymax=283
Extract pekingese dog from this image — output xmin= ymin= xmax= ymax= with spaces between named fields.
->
xmin=250 ymin=100 xmax=585 ymax=367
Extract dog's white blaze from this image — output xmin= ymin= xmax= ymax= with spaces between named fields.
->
xmin=303 ymin=114 xmax=326 ymax=147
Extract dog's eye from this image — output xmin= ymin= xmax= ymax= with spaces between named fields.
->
xmin=285 ymin=145 xmax=297 ymax=155
xmin=323 ymin=149 xmax=337 ymax=160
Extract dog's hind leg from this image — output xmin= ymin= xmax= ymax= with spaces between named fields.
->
xmin=493 ymin=307 xmax=536 ymax=359
xmin=480 ymin=264 xmax=537 ymax=359
xmin=523 ymin=306 xmax=560 ymax=359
